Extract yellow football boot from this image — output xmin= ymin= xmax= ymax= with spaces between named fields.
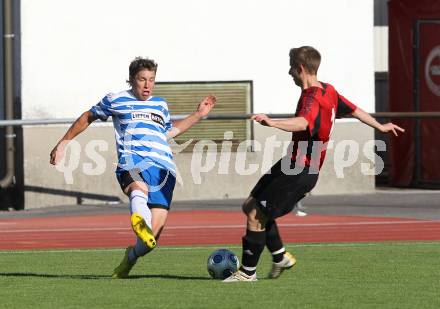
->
xmin=131 ymin=213 xmax=156 ymax=249
xmin=112 ymin=246 xmax=136 ymax=279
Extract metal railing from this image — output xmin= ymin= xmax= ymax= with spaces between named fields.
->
xmin=1 ymin=112 xmax=440 ymax=127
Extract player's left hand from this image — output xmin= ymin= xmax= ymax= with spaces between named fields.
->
xmin=196 ymin=95 xmax=216 ymax=118
xmin=381 ymin=123 xmax=405 ymax=136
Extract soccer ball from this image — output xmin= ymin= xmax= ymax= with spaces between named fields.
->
xmin=207 ymin=249 xmax=240 ymax=279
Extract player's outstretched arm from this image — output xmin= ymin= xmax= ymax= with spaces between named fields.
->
xmin=251 ymin=114 xmax=309 ymax=132
xmin=351 ymin=108 xmax=405 ymax=136
xmin=49 ymin=111 xmax=97 ymax=165
xmin=167 ymin=95 xmax=216 ymax=139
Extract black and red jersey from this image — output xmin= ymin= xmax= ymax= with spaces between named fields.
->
xmin=291 ymin=82 xmax=357 ymax=170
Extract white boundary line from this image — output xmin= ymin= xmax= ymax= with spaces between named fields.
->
xmin=0 ymin=220 xmax=437 ymax=234
xmin=0 ymin=241 xmax=439 ymax=254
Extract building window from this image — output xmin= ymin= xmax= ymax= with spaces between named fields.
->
xmin=154 ymin=81 xmax=252 ymax=151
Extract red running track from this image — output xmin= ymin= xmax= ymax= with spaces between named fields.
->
xmin=1 ymin=210 xmax=440 ymax=250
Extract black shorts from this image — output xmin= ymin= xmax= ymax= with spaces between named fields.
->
xmin=251 ymin=159 xmax=319 ymax=219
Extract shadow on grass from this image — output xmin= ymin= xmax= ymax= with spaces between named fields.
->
xmin=130 ymin=274 xmax=210 ymax=280
xmin=0 ymin=272 xmax=210 ymax=280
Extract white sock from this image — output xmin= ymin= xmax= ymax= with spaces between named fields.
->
xmin=129 ymin=190 xmax=152 ymax=228
xmin=128 ymin=237 xmax=154 ymax=263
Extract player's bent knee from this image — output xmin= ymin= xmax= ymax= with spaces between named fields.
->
xmin=245 ymin=206 xmax=267 ymax=231
xmin=242 ymin=197 xmax=256 ymax=214
xmin=246 ymin=212 xmax=259 ymax=225
xmin=246 ymin=214 xmax=264 ymax=231
xmin=241 ymin=202 xmax=248 ymax=214
xmin=254 ymin=207 xmax=268 ymax=227
xmin=124 ymin=181 xmax=148 ymax=196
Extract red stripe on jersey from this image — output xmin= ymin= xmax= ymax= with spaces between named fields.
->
xmin=291 ymin=83 xmax=357 ymax=170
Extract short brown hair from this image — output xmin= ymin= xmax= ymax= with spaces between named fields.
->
xmin=127 ymin=57 xmax=158 ymax=85
xmin=289 ymin=46 xmax=321 ymax=75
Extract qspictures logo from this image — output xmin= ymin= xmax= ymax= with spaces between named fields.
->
xmin=425 ymin=45 xmax=440 ymax=97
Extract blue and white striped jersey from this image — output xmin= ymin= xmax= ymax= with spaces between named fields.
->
xmin=89 ymin=90 xmax=176 ymax=175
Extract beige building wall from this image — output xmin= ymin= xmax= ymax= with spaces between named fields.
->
xmin=18 ymin=1 xmax=376 ymax=209
xmin=24 ymin=121 xmax=375 ymax=209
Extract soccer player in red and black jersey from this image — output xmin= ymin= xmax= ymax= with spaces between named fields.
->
xmin=224 ymin=46 xmax=405 ymax=282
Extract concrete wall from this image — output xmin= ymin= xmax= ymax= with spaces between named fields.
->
xmin=25 ymin=120 xmax=375 ymax=208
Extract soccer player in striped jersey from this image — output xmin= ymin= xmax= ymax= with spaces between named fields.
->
xmin=223 ymin=46 xmax=404 ymax=282
xmin=50 ymin=57 xmax=216 ymax=278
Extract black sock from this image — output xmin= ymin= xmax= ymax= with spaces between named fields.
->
xmin=240 ymin=230 xmax=265 ymax=276
xmin=265 ymin=220 xmax=285 ymax=263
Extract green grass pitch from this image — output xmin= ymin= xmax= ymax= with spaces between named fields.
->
xmin=1 ymin=242 xmax=439 ymax=308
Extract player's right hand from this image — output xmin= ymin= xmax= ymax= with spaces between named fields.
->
xmin=50 ymin=142 xmax=66 ymax=165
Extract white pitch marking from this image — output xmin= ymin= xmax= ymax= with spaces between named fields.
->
xmin=0 ymin=227 xmax=130 ymax=233
xmin=0 ymin=220 xmax=437 ymax=234
xmin=0 ymin=241 xmax=439 ymax=255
